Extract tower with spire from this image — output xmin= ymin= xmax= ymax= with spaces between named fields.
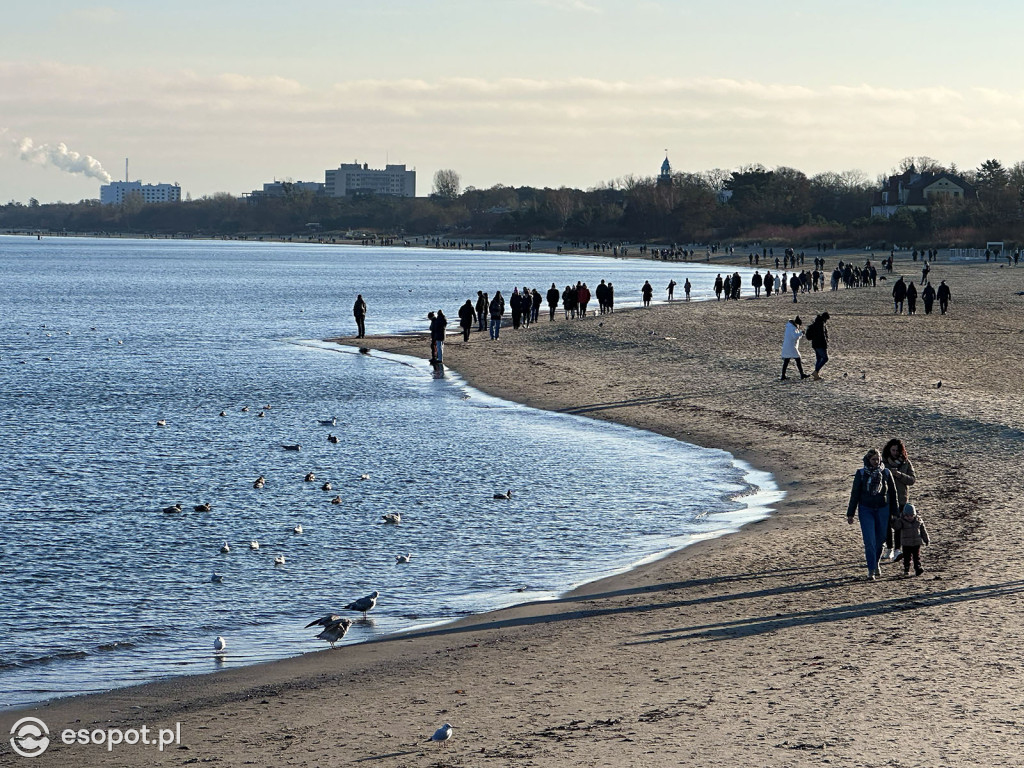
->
xmin=658 ymin=152 xmax=672 ymax=186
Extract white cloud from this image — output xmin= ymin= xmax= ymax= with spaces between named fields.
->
xmin=6 ymin=61 xmax=1024 ymax=201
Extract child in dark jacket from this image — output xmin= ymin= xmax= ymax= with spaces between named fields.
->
xmin=891 ymin=503 xmax=930 ymax=576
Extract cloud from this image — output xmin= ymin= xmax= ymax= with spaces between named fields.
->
xmin=6 ymin=61 xmax=1024 ymax=199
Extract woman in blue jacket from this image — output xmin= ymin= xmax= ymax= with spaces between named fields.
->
xmin=847 ymin=448 xmax=899 ymax=580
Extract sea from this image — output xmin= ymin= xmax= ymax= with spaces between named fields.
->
xmin=0 ymin=235 xmax=780 ymax=709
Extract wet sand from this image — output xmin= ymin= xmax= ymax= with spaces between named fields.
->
xmin=4 ymin=256 xmax=1024 ymax=767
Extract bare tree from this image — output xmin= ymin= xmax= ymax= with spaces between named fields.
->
xmin=432 ymin=169 xmax=461 ymax=199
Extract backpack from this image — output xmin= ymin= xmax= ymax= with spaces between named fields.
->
xmin=805 ymin=320 xmax=822 ymax=343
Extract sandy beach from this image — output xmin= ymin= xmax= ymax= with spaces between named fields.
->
xmin=4 ymin=254 xmax=1024 ymax=767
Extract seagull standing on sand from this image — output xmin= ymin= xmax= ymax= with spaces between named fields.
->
xmin=344 ymin=590 xmax=379 ymax=618
xmin=304 ymin=615 xmax=353 ymax=648
xmin=214 ymin=636 xmax=227 ymax=653
xmin=427 ymin=723 xmax=453 ymax=747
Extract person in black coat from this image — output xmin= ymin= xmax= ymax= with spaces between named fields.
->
xmin=807 ymin=312 xmax=830 ymax=380
xmin=921 ymin=282 xmax=936 ymax=314
xmin=892 ymin=277 xmax=907 ymax=314
xmin=509 ymin=289 xmax=522 ymax=329
xmin=458 ymin=299 xmax=475 ymax=342
xmin=546 ymin=283 xmax=560 ymax=320
xmin=937 ymin=280 xmax=951 ymax=314
xmin=475 ymin=291 xmax=488 ymax=331
xmin=352 ymin=294 xmax=367 ymax=338
xmin=906 ymin=281 xmax=918 ymax=315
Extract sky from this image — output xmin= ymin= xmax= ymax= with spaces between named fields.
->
xmin=4 ymin=0 xmax=1024 ymax=203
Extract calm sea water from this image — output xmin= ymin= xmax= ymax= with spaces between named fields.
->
xmin=0 ymin=236 xmax=779 ymax=709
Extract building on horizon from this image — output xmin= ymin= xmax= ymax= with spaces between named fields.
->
xmin=325 ymin=162 xmax=415 ymax=198
xmin=100 ymin=180 xmax=181 ymax=206
xmin=244 ymin=180 xmax=325 ymax=202
xmin=870 ymin=167 xmax=975 ymax=218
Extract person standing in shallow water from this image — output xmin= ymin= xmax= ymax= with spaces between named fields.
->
xmin=847 ymin=447 xmax=900 ymax=580
xmin=353 ymin=294 xmax=367 ymax=338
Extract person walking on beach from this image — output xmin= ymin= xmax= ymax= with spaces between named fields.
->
xmin=922 ymin=282 xmax=936 ymax=314
xmin=752 ymin=270 xmax=763 ymax=297
xmin=546 ymin=283 xmax=560 ymax=320
xmin=684 ymin=278 xmax=691 ymax=301
xmin=489 ymin=291 xmax=505 ymax=340
xmin=458 ymin=299 xmax=475 ymax=342
xmin=607 ymin=282 xmax=615 ymax=312
xmin=937 ymin=280 xmax=951 ymax=314
xmin=780 ymin=316 xmax=810 ymax=380
xmin=881 ymin=438 xmax=917 ymax=563
xmin=475 ymin=291 xmax=489 ymax=331
xmin=642 ymin=280 xmax=654 ymax=308
xmin=805 ymin=311 xmax=830 ymax=380
xmin=510 ymin=288 xmax=522 ymax=330
xmin=714 ymin=274 xmax=723 ymax=300
xmin=353 ymin=294 xmax=367 ymax=338
xmin=893 ymin=277 xmax=907 ymax=314
xmin=763 ymin=270 xmax=773 ymax=297
xmin=732 ymin=272 xmax=742 ymax=300
xmin=847 ymin=448 xmax=900 ymax=580
xmin=667 ymin=279 xmax=676 ymax=301
xmin=578 ymin=283 xmax=591 ymax=318
xmin=906 ymin=281 xmax=918 ymax=315
xmin=790 ymin=273 xmax=800 ymax=303
xmin=891 ymin=503 xmax=930 ymax=576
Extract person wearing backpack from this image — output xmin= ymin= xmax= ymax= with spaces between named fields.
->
xmin=806 ymin=312 xmax=830 ymax=380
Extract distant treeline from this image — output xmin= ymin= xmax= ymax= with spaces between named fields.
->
xmin=6 ymin=157 xmax=1024 ymax=246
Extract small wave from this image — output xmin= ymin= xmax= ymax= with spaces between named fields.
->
xmin=0 ymin=640 xmax=138 ymax=671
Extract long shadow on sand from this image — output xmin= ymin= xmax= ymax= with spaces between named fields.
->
xmin=627 ymin=579 xmax=1024 ymax=645
xmin=375 ymin=567 xmax=1020 ymax=647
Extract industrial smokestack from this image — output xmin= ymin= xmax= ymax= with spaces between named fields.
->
xmin=17 ymin=138 xmax=112 ymax=183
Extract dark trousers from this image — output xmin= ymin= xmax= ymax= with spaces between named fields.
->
xmin=886 ymin=513 xmax=902 ymax=550
xmin=355 ymin=316 xmax=366 ymax=338
xmin=461 ymin=324 xmax=471 ymax=342
xmin=901 ymin=545 xmax=922 ymax=573
xmin=813 ymin=347 xmax=828 ymax=374
xmin=781 ymin=358 xmax=806 ymax=379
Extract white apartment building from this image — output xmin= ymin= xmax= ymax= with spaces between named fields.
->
xmin=100 ymin=181 xmax=182 ymax=205
xmin=324 ymin=163 xmax=415 ymax=198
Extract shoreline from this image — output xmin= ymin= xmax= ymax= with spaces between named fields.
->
xmin=4 ymin=260 xmax=1024 ymax=766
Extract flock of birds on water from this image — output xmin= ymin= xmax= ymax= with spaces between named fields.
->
xmin=150 ymin=405 xmax=512 ymax=663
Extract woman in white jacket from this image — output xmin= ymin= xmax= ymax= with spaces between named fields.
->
xmin=780 ymin=316 xmax=810 ymax=380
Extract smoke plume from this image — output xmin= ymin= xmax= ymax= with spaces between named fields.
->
xmin=18 ymin=138 xmax=112 ymax=183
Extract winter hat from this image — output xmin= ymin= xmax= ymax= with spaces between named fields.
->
xmin=903 ymin=503 xmax=917 ymax=517
xmin=820 ymin=311 xmax=830 ymax=321
xmin=794 ymin=316 xmax=802 ymax=325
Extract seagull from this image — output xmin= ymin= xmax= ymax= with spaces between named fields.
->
xmin=214 ymin=636 xmax=227 ymax=653
xmin=359 ymin=473 xmax=370 ymax=481
xmin=305 ymin=616 xmax=353 ymax=648
xmin=249 ymin=540 xmax=259 ymax=551
xmin=493 ymin=490 xmax=513 ymax=500
xmin=194 ymin=502 xmax=212 ymax=512
xmin=304 ymin=472 xmax=316 ymax=482
xmin=274 ymin=555 xmax=286 ymax=565
xmin=220 ymin=542 xmax=231 ymax=554
xmin=427 ymin=723 xmax=453 ymax=747
xmin=293 ymin=524 xmax=303 ymax=534
xmin=318 ymin=417 xmax=337 ymax=426
xmin=344 ymin=590 xmax=379 ymax=618
xmin=156 ymin=420 xmax=167 ymax=427
xmin=253 ymin=475 xmax=265 ymax=489
xmin=210 ymin=572 xmax=224 ymax=583
xmin=382 ymin=512 xmax=401 ymax=524
xmin=162 ymin=503 xmax=183 ymax=514
xmin=282 ymin=444 xmax=301 ymax=451
xmin=327 ymin=434 xmax=340 ymax=444
xmin=395 ymin=553 xmax=412 ymax=564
